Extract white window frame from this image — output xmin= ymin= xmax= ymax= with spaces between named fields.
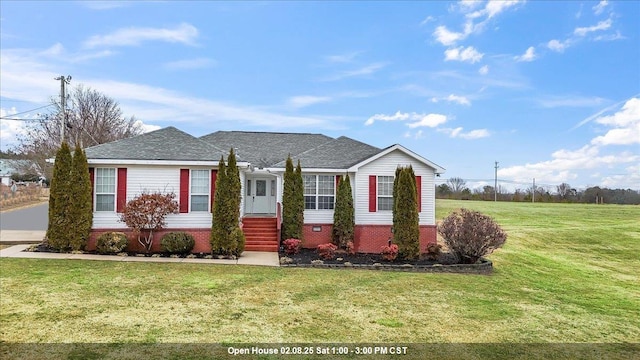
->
xmin=303 ymin=174 xmax=335 ymax=210
xmin=190 ymin=169 xmax=210 ymax=212
xmin=377 ymin=175 xmax=394 ymax=211
xmin=95 ymin=167 xmax=116 ymax=212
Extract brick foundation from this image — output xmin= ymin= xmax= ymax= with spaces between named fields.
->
xmin=301 ymin=224 xmax=437 ymax=254
xmin=89 ymin=228 xmax=212 ymax=253
xmin=354 ymin=225 xmax=437 ymax=254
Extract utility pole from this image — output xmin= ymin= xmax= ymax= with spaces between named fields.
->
xmin=54 ymin=75 xmax=71 ymax=145
xmin=532 ymin=178 xmax=535 ymax=203
xmin=494 ymin=161 xmax=499 ymax=202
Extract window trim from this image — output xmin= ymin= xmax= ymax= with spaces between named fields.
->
xmin=190 ymin=169 xmax=210 ymax=212
xmin=95 ymin=167 xmax=116 ymax=212
xmin=377 ymin=175 xmax=394 ymax=211
xmin=303 ymin=174 xmax=336 ymax=210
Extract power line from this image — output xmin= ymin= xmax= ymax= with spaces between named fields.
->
xmin=0 ymin=117 xmax=47 ymax=122
xmin=1 ymin=104 xmax=53 ymax=118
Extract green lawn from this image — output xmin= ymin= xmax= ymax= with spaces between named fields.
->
xmin=1 ymin=200 xmax=639 ymax=358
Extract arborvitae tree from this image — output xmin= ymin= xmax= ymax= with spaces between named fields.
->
xmin=46 ymin=142 xmax=73 ymax=251
xmin=281 ymin=155 xmax=297 ymax=240
xmin=293 ymin=160 xmax=304 ymax=239
xmin=226 ymin=148 xmax=244 ymax=255
xmin=392 ymin=166 xmax=402 ymax=228
xmin=332 ymin=174 xmax=354 ymax=248
xmin=211 ymin=155 xmax=228 ymax=253
xmin=393 ymin=166 xmax=420 ymax=260
xmin=68 ymin=146 xmax=93 ymax=251
xmin=210 ymin=150 xmax=244 ymax=256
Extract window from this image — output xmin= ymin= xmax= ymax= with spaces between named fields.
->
xmin=377 ymin=176 xmax=394 ymax=211
xmin=303 ymin=175 xmax=335 ymax=210
xmin=95 ymin=168 xmax=116 ymax=211
xmin=191 ymin=170 xmax=209 ymax=212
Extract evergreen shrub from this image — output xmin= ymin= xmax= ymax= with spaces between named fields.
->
xmin=160 ymin=232 xmax=195 ymax=254
xmin=96 ymin=232 xmax=129 ymax=254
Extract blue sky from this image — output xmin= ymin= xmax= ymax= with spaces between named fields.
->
xmin=1 ymin=1 xmax=639 ymax=191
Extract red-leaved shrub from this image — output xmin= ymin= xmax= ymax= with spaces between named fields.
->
xmin=423 ymin=243 xmax=442 ymax=260
xmin=380 ymin=244 xmax=399 ymax=261
xmin=438 ymin=208 xmax=507 ymax=264
xmin=317 ymin=243 xmax=337 ymax=260
xmin=282 ymin=238 xmax=302 ymax=255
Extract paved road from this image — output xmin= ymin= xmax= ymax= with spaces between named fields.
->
xmin=0 ymin=203 xmax=48 ymax=231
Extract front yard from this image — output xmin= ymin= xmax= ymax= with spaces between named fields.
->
xmin=1 ymin=200 xmax=638 ymax=358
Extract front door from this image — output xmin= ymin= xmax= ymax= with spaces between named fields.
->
xmin=245 ymin=177 xmax=275 ymax=214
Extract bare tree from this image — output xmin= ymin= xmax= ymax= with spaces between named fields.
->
xmin=447 ymin=177 xmax=468 ymax=194
xmin=15 ymin=85 xmax=142 ymax=180
xmin=556 ymin=183 xmax=575 ymax=201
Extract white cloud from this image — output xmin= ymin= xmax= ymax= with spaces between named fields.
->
xmin=574 ymin=18 xmax=612 ymax=36
xmin=287 ymin=95 xmax=332 ymax=109
xmin=500 ymin=98 xmax=640 ymax=187
xmin=438 ymin=126 xmax=490 ymax=139
xmin=458 ymin=0 xmax=483 ymax=12
xmin=547 ymin=39 xmax=569 ymax=52
xmin=83 ymin=23 xmax=199 ymax=48
xmin=404 ymin=130 xmax=424 ymax=139
xmin=365 ymin=111 xmax=411 ymax=125
xmin=0 ymin=108 xmax=28 ymax=150
xmin=538 ymin=95 xmax=606 ymax=108
xmin=325 ymin=51 xmax=361 ymax=64
xmin=407 ymin=114 xmax=448 ymax=128
xmin=594 ymin=31 xmax=624 ymax=42
xmin=483 ymin=0 xmax=522 ymax=19
xmin=321 ymin=62 xmax=388 ymax=82
xmin=163 ymin=58 xmax=216 ymax=70
xmin=79 ymin=1 xmax=132 ymax=10
xmin=593 ymin=0 xmax=609 ymax=15
xmin=515 ymin=46 xmax=536 ymax=62
xmin=433 ymin=25 xmax=468 ymax=46
xmin=365 ymin=112 xmax=448 ymax=128
xmin=135 ymin=120 xmax=162 ymax=134
xmin=431 ymin=94 xmax=471 ymax=106
xmin=444 ymin=46 xmax=484 ymax=63
xmin=420 ymin=16 xmax=435 ymax=26
xmin=478 ymin=65 xmax=489 ymax=75
xmin=591 ymin=98 xmax=640 ymax=146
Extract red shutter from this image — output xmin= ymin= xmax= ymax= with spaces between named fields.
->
xmin=179 ymin=169 xmax=189 ymax=213
xmin=210 ymin=169 xmax=217 ymax=211
xmin=116 ymin=168 xmax=127 ymax=213
xmin=416 ymin=176 xmax=422 ymax=212
xmin=88 ymin=168 xmax=95 ymax=211
xmin=368 ymin=175 xmax=377 ymax=212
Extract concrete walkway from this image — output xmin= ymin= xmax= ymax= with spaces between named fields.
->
xmin=0 ymin=244 xmax=280 ymax=267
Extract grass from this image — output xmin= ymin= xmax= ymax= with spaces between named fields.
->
xmin=1 ymin=200 xmax=639 ymax=358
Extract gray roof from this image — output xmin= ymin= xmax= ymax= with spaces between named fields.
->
xmin=199 ymin=131 xmax=334 ymax=168
xmin=85 ymin=127 xmax=232 ymax=161
xmin=272 ymin=136 xmax=381 ymax=169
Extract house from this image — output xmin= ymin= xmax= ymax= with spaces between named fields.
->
xmin=83 ymin=127 xmax=445 ymax=253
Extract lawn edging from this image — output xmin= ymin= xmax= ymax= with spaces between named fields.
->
xmin=280 ymin=258 xmax=493 ymax=274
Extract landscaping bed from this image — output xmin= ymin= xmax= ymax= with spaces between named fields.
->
xmin=279 ymin=248 xmax=493 ymax=274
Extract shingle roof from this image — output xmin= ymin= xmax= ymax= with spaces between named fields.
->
xmin=199 ymin=131 xmax=334 ymax=168
xmin=272 ymin=136 xmax=381 ymax=169
xmin=85 ymin=127 xmax=231 ymax=161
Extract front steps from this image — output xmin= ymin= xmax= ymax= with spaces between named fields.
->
xmin=242 ymin=217 xmax=279 ymax=252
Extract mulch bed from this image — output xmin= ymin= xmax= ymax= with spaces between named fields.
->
xmin=279 ymin=248 xmax=493 ymax=274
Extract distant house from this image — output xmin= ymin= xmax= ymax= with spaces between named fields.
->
xmin=0 ymin=159 xmax=40 ymax=186
xmin=83 ymin=127 xmax=445 ymax=253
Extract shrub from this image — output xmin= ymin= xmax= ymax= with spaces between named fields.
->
xmin=317 ymin=243 xmax=337 ymax=260
xmin=96 ymin=232 xmax=129 ymax=254
xmin=393 ymin=166 xmax=420 ymax=260
xmin=380 ymin=244 xmax=399 ymax=261
xmin=282 ymin=238 xmax=302 ymax=255
xmin=282 ymin=156 xmax=304 ymax=240
xmin=423 ymin=243 xmax=442 ymax=260
xmin=160 ymin=232 xmax=195 ymax=254
xmin=119 ymin=192 xmax=179 ymax=253
xmin=47 ymin=142 xmax=73 ymax=251
xmin=438 ymin=208 xmax=507 ymax=264
xmin=68 ymin=146 xmax=93 ymax=251
xmin=346 ymin=241 xmax=356 ymax=255
xmin=332 ymin=174 xmax=355 ymax=248
xmin=211 ymin=149 xmax=244 ymax=256
xmin=230 ymin=227 xmax=246 ymax=256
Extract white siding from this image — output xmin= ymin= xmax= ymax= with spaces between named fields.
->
xmin=92 ymin=165 xmax=215 ymax=229
xmin=354 ymin=149 xmax=436 ymax=225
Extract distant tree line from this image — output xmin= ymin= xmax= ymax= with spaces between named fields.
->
xmin=437 ymin=177 xmax=640 ymax=205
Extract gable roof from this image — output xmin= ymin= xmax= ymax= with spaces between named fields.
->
xmin=272 ymin=136 xmax=381 ymax=169
xmin=199 ymin=131 xmax=333 ymax=168
xmin=84 ymin=127 xmax=232 ymax=162
xmin=348 ymin=144 xmax=446 ymax=174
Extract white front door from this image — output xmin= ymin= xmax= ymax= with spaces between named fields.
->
xmin=245 ymin=177 xmax=276 ymax=214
